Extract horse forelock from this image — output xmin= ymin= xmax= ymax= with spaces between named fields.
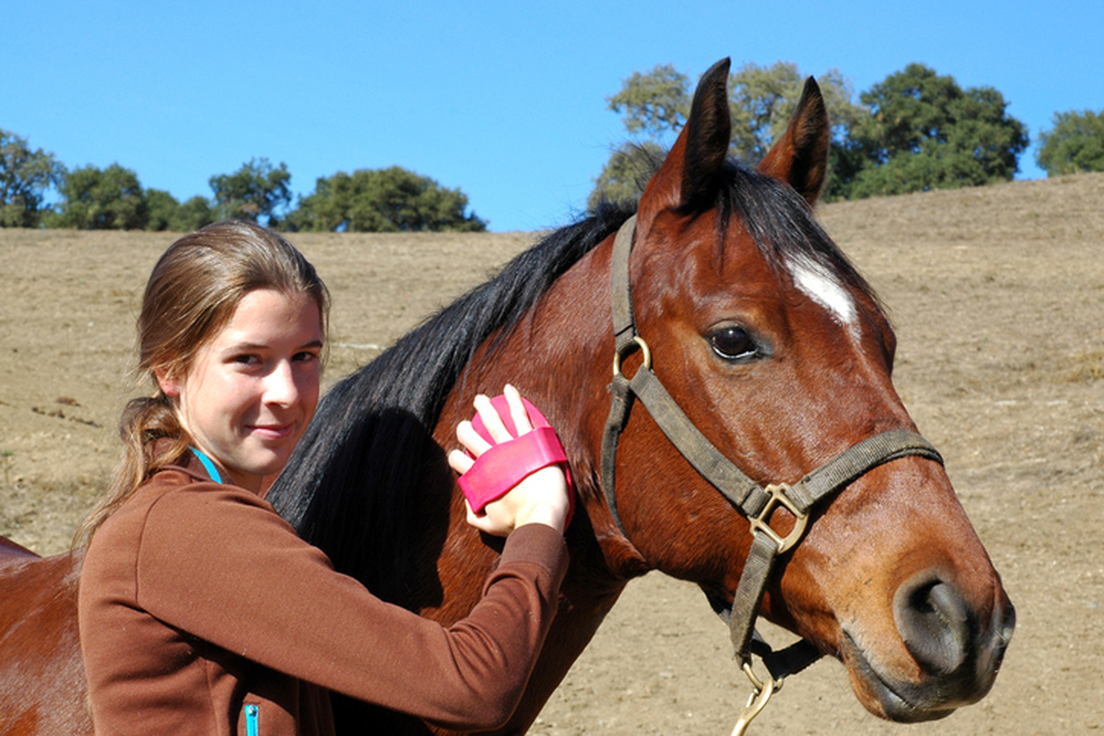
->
xmin=714 ymin=162 xmax=879 ymax=310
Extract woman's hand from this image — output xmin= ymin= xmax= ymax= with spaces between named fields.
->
xmin=448 ymin=385 xmax=570 ymax=536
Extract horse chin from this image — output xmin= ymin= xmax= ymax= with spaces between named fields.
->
xmin=840 ymin=631 xmax=988 ymax=723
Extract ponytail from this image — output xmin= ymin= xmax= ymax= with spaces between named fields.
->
xmin=73 ymin=393 xmax=190 ymax=548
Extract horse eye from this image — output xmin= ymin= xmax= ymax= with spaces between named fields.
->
xmin=709 ymin=326 xmax=758 ymax=361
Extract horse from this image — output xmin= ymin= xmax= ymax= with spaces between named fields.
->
xmin=0 ymin=57 xmax=1013 ymax=734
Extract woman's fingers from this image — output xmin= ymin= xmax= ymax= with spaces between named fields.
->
xmin=453 ymin=387 xmax=568 ymax=536
xmin=472 ymin=393 xmax=513 ymax=444
xmin=461 ymin=388 xmax=536 ymax=456
xmin=447 ymin=448 xmax=474 ymax=475
xmin=453 ymin=419 xmax=493 ymax=460
xmin=503 ymin=384 xmax=533 ymax=435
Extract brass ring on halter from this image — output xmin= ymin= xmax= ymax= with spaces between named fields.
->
xmin=612 ymin=336 xmax=652 ymax=377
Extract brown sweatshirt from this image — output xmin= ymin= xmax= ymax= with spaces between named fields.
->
xmin=78 ymin=458 xmax=568 ymax=735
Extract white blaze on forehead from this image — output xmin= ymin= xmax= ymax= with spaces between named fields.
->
xmin=785 ymin=254 xmax=861 ymax=339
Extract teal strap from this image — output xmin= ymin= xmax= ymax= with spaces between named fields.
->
xmin=245 ymin=704 xmax=259 ymax=736
xmin=190 ymin=446 xmax=223 ymax=484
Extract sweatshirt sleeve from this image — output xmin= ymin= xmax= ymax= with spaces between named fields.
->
xmin=134 ymin=485 xmax=568 ymax=731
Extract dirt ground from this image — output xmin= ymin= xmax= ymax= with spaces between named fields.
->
xmin=2 ymin=173 xmax=1101 ymax=734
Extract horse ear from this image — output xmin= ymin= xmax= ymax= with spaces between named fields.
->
xmin=638 ymin=58 xmax=732 ymax=221
xmin=758 ymin=77 xmax=830 ymax=205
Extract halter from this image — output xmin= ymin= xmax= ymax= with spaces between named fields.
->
xmin=599 ymin=216 xmax=944 ymax=734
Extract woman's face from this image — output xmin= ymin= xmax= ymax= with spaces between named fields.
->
xmin=159 ymin=288 xmax=324 ymax=492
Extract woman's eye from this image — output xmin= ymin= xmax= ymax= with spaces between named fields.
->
xmin=709 ymin=326 xmax=758 ymax=361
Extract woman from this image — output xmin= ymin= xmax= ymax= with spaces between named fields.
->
xmin=76 ymin=221 xmax=571 ymax=735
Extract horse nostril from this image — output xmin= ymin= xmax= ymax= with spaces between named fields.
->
xmin=998 ymin=599 xmax=1017 ymax=647
xmin=894 ymin=575 xmax=972 ymax=676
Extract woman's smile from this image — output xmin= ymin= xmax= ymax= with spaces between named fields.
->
xmin=248 ymin=421 xmax=297 ymax=441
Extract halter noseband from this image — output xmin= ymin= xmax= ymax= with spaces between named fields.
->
xmin=599 ymin=215 xmax=944 ymax=733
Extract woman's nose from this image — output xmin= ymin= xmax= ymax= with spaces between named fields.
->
xmin=264 ymin=361 xmax=300 ymax=406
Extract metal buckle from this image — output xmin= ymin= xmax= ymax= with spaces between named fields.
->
xmin=749 ymin=484 xmax=809 ymax=554
xmin=731 ymin=660 xmax=782 ymax=735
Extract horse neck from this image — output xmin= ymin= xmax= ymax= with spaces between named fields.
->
xmin=440 ymin=236 xmax=646 ymax=584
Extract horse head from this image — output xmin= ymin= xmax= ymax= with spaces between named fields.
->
xmin=551 ymin=58 xmax=1015 ymax=723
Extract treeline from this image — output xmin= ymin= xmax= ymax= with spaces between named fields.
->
xmin=0 ymin=147 xmax=487 ymax=232
xmin=4 ymin=60 xmax=1103 ymax=231
xmin=590 ymin=61 xmax=1104 ymax=210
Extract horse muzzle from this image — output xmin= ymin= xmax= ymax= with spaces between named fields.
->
xmin=843 ymin=573 xmax=1016 ymax=722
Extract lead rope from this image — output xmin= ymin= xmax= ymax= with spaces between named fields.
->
xmin=600 ymin=216 xmax=945 ymax=734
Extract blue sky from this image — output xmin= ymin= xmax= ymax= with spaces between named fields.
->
xmin=4 ymin=1 xmax=1101 ymax=232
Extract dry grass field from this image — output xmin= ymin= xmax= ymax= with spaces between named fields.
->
xmin=2 ymin=173 xmax=1101 ymax=733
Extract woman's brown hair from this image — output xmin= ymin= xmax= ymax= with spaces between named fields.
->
xmin=74 ymin=221 xmax=329 ymax=548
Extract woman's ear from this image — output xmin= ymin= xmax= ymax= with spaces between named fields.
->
xmin=155 ymin=367 xmax=181 ymax=398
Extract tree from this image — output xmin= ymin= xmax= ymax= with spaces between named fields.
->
xmin=286 ymin=166 xmax=487 ymax=233
xmin=1036 ymin=110 xmax=1104 ymax=176
xmin=144 ymin=190 xmax=216 ymax=232
xmin=586 ymin=141 xmax=665 ymax=213
xmin=845 ymin=64 xmax=1028 ymax=198
xmin=727 ymin=61 xmax=806 ymax=163
xmin=171 ymin=195 xmax=216 ymax=232
xmin=0 ymin=129 xmax=65 ymax=228
xmin=52 ymin=163 xmax=148 ymax=230
xmin=606 ymin=64 xmax=690 ymax=139
xmin=593 ymin=61 xmax=865 ymax=207
xmin=728 ymin=62 xmax=866 ymax=166
xmin=209 ymin=158 xmax=291 ymax=226
xmin=145 ymin=189 xmax=179 ymax=231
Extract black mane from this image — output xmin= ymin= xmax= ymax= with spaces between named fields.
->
xmin=266 ymin=161 xmax=873 ymax=607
